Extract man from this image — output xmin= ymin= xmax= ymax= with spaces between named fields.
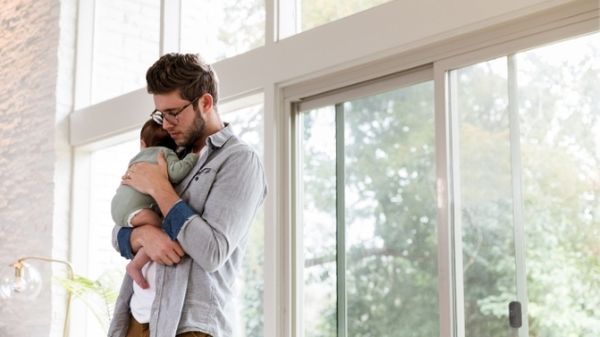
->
xmin=108 ymin=53 xmax=267 ymax=337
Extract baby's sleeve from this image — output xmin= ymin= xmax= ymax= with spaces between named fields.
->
xmin=166 ymin=151 xmax=199 ymax=183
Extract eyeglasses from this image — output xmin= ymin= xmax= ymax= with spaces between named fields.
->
xmin=150 ymin=96 xmax=200 ymax=125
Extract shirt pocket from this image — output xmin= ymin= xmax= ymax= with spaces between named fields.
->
xmin=181 ymin=167 xmax=217 ymax=214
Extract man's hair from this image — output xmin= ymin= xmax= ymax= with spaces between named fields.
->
xmin=146 ymin=53 xmax=219 ymax=107
xmin=140 ymin=119 xmax=177 ymax=150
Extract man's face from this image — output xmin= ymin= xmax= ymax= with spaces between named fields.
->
xmin=154 ymin=91 xmax=206 ymax=148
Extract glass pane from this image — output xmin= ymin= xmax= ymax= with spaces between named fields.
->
xmin=222 ymin=104 xmax=264 ymax=158
xmin=299 ymin=81 xmax=437 ymax=336
xmin=454 ymin=57 xmax=517 ymax=336
xmin=300 ymin=106 xmax=338 ymax=337
xmin=300 ymin=0 xmax=391 ymax=33
xmin=221 ymin=103 xmax=265 ymax=337
xmin=344 ymin=82 xmax=438 ymax=336
xmin=91 ymin=0 xmax=160 ymax=104
xmin=181 ymin=0 xmax=265 ymax=63
xmin=88 ymin=140 xmax=138 ymax=279
xmin=86 ymin=139 xmax=138 ymax=336
xmin=517 ymin=32 xmax=600 ymax=336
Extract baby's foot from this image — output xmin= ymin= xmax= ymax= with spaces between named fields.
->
xmin=126 ymin=263 xmax=149 ymax=289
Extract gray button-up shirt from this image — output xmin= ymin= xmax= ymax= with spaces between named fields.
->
xmin=109 ymin=124 xmax=267 ymax=337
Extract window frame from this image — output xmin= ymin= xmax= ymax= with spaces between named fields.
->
xmin=281 ymin=3 xmax=599 ymax=337
xmin=68 ymin=1 xmax=600 ymax=337
xmin=434 ymin=8 xmax=598 ymax=336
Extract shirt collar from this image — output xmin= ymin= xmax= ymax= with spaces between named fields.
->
xmin=206 ymin=122 xmax=234 ymax=149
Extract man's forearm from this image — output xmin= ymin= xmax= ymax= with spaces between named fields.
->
xmin=149 ymin=180 xmax=181 ymax=218
xmin=128 ymin=224 xmax=186 ymax=265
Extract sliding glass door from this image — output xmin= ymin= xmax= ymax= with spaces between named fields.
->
xmin=449 ymin=32 xmax=600 ymax=337
xmin=295 ymin=30 xmax=600 ymax=337
xmin=451 ymin=56 xmax=521 ymax=337
xmin=297 ymin=74 xmax=439 ymax=337
xmin=517 ymin=33 xmax=600 ymax=337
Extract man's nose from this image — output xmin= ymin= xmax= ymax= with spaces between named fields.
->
xmin=162 ymin=118 xmax=174 ymax=130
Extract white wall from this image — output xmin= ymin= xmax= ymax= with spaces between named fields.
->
xmin=0 ymin=0 xmax=75 ymax=336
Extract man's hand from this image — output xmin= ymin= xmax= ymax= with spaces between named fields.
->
xmin=132 ymin=225 xmax=185 ymax=265
xmin=123 ymin=151 xmax=181 ymax=216
xmin=122 ymin=151 xmax=169 ymax=196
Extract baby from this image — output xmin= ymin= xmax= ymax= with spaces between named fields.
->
xmin=111 ymin=119 xmax=198 ymax=288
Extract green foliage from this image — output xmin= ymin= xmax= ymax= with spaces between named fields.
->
xmin=59 ymin=270 xmax=121 ymax=333
xmin=516 ymin=36 xmax=600 ymax=337
xmin=300 ymin=32 xmax=600 ymax=337
xmin=343 ymin=84 xmax=438 ymax=337
xmin=302 ymin=82 xmax=439 ymax=337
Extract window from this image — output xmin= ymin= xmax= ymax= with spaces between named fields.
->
xmin=91 ymin=0 xmax=160 ymax=104
xmin=518 ymin=33 xmax=600 ymax=336
xmin=450 ymin=32 xmax=600 ymax=336
xmin=221 ymin=98 xmax=265 ymax=337
xmin=72 ymin=97 xmax=265 ymax=336
xmin=280 ymin=0 xmax=393 ymax=39
xmin=298 ymin=79 xmax=438 ymax=336
xmin=180 ymin=0 xmax=265 ymax=63
xmin=87 ymin=140 xmax=138 ymax=278
xmin=71 ymin=136 xmax=138 ymax=336
xmin=299 ymin=106 xmax=337 ymax=336
xmin=453 ymin=56 xmax=518 ymax=336
xmin=69 ymin=2 xmax=600 ymax=337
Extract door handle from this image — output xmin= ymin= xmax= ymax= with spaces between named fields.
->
xmin=509 ymin=301 xmax=522 ymax=328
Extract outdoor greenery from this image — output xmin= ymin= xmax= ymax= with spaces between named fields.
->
xmin=92 ymin=6 xmax=600 ymax=335
xmin=301 ymin=82 xmax=437 ymax=337
xmin=60 ymin=271 xmax=121 ymax=333
xmin=518 ymin=34 xmax=600 ymax=337
xmin=82 ymin=1 xmax=599 ymax=336
xmin=299 ymin=32 xmax=600 ymax=337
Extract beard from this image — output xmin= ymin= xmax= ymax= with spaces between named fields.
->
xmin=180 ymin=109 xmax=206 ymax=150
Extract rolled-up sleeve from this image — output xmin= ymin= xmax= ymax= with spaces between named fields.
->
xmin=162 ymin=199 xmax=196 ymax=240
xmin=113 ymin=226 xmax=134 ymax=259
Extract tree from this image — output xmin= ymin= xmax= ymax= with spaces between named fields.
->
xmin=299 ymin=32 xmax=600 ymax=337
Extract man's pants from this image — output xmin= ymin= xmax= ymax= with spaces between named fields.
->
xmin=126 ymin=315 xmax=211 ymax=337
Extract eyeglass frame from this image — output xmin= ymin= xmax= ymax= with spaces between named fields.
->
xmin=150 ymin=96 xmax=201 ymax=125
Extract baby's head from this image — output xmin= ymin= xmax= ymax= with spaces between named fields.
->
xmin=140 ymin=119 xmax=177 ymax=150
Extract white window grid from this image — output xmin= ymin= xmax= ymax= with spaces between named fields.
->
xmin=68 ymin=1 xmax=600 ymax=337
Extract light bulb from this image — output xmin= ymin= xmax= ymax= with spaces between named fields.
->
xmin=10 ymin=262 xmax=43 ymax=300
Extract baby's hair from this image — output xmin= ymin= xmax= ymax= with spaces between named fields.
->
xmin=140 ymin=119 xmax=178 ymax=151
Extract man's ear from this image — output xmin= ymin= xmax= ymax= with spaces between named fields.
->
xmin=199 ymin=93 xmax=214 ymax=113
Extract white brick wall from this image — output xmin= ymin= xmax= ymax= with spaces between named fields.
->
xmin=0 ymin=0 xmax=75 ymax=336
